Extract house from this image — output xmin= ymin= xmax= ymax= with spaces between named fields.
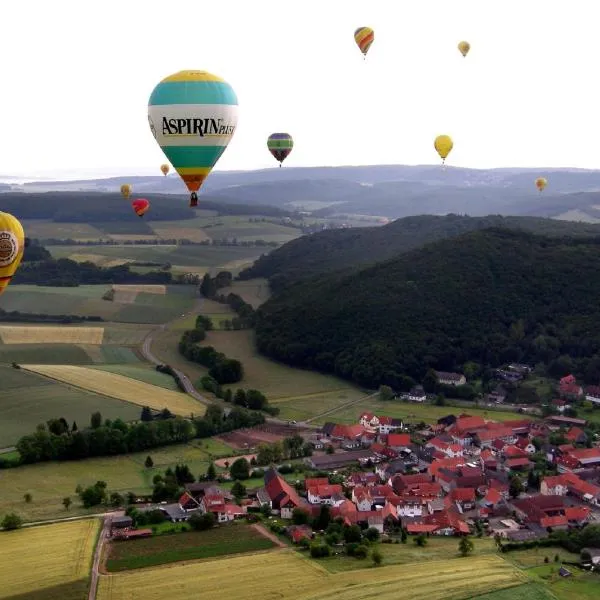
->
xmin=541 ymin=475 xmax=569 ymax=496
xmin=487 ymin=386 xmax=507 ymax=404
xmin=503 ymin=445 xmax=530 ymax=460
xmin=565 ymin=427 xmax=587 ymax=445
xmin=264 ymin=468 xmax=307 ymax=519
xmin=503 ymin=457 xmax=532 ymax=472
xmin=551 ymin=399 xmax=570 ymax=413
xmin=547 ymin=415 xmax=587 ymax=428
xmin=511 ymin=495 xmax=566 ymax=525
xmin=585 ymin=386 xmax=600 ymax=406
xmin=408 ymin=386 xmax=427 ymax=402
xmin=475 ymin=427 xmax=516 ymax=449
xmin=198 ymin=487 xmax=246 ymax=523
xmin=377 ymin=416 xmax=404 ymax=434
xmin=306 ymin=483 xmax=344 ymax=506
xmin=545 ymin=472 xmax=600 ymax=506
xmin=435 ymin=371 xmax=467 ymax=386
xmin=387 ymin=433 xmax=411 ymax=449
xmin=359 ymin=413 xmax=380 ymax=430
xmin=347 ymin=472 xmax=379 ymax=488
xmin=287 ymin=524 xmax=313 ymax=544
xmin=581 ymin=548 xmax=600 ymax=566
xmin=450 ymin=488 xmax=477 ymax=512
xmin=515 ymin=438 xmax=537 ymax=454
xmin=557 ymin=447 xmax=600 ymax=472
xmin=306 ymin=449 xmax=377 ymax=470
xmin=559 ymin=375 xmax=583 ymax=400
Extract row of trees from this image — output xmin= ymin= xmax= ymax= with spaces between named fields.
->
xmin=199 ymin=273 xmax=256 ymax=329
xmin=198 ymin=377 xmax=279 ymax=416
xmin=40 ymin=237 xmax=279 ymax=248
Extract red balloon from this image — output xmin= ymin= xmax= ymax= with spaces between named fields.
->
xmin=132 ymin=198 xmax=150 ymax=217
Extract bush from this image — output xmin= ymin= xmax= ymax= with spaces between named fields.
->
xmin=310 ymin=543 xmax=331 ymax=558
xmin=372 ymin=548 xmax=383 ymax=566
xmin=1 ymin=513 xmax=23 ymax=530
xmin=353 ymin=544 xmax=369 ymax=559
xmin=188 ymin=512 xmax=215 ymax=531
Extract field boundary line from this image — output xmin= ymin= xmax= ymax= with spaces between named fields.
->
xmin=270 ymin=387 xmax=364 ymax=403
xmin=303 ymin=391 xmax=379 ymax=424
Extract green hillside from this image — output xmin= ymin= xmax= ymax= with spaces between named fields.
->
xmin=255 ymin=228 xmax=600 ymax=387
xmin=241 ymin=214 xmax=600 ymax=291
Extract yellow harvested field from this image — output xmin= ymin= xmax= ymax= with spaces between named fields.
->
xmin=0 ymin=325 xmax=104 ymax=345
xmin=68 ymin=253 xmax=132 ymax=267
xmin=97 ymin=551 xmax=523 ymax=600
xmin=112 ymin=284 xmax=166 ymax=295
xmin=0 ymin=519 xmax=99 ymax=599
xmin=21 ymin=364 xmax=206 ymax=416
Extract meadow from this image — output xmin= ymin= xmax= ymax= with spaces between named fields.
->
xmin=90 ymin=364 xmax=180 ymax=390
xmin=0 ymin=366 xmax=140 ymax=447
xmin=20 ymin=364 xmax=206 ymax=416
xmin=96 ymin=551 xmax=525 ymax=600
xmin=468 ymin=585 xmax=555 ymax=600
xmin=0 ymin=284 xmax=197 ymax=324
xmin=0 ymin=519 xmax=99 ymax=600
xmin=0 ymin=440 xmax=229 ymax=521
xmin=106 ymin=524 xmax=275 ymax=571
xmin=220 ymin=278 xmax=271 ymax=308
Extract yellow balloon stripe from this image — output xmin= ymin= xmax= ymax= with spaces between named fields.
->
xmin=161 ymin=71 xmax=225 ymax=83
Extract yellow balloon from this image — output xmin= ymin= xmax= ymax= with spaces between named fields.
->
xmin=0 ymin=212 xmax=25 ymax=296
xmin=458 ymin=41 xmax=471 ymax=57
xmin=120 ymin=184 xmax=132 ymax=200
xmin=160 ymin=164 xmax=170 ymax=176
xmin=535 ymin=177 xmax=547 ymax=192
xmin=434 ymin=135 xmax=453 ymax=163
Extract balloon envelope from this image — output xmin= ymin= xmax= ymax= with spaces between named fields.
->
xmin=132 ymin=198 xmax=150 ymax=218
xmin=160 ymin=164 xmax=170 ymax=176
xmin=120 ymin=184 xmax=132 ymax=199
xmin=354 ymin=27 xmax=374 ymax=57
xmin=535 ymin=177 xmax=548 ymax=192
xmin=0 ymin=212 xmax=25 ymax=296
xmin=267 ymin=133 xmax=294 ymax=165
xmin=458 ymin=41 xmax=471 ymax=57
xmin=148 ymin=70 xmax=238 ymax=206
xmin=434 ymin=135 xmax=454 ymax=161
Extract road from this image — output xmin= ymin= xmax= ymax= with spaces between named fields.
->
xmin=88 ymin=511 xmax=124 ymax=600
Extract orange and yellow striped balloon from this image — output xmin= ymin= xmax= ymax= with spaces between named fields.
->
xmin=354 ymin=27 xmax=374 ymax=58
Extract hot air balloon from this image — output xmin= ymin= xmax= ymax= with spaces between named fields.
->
xmin=434 ymin=135 xmax=454 ymax=164
xmin=160 ymin=164 xmax=170 ymax=176
xmin=132 ymin=198 xmax=150 ymax=217
xmin=120 ymin=184 xmax=132 ymax=200
xmin=535 ymin=177 xmax=547 ymax=192
xmin=267 ymin=133 xmax=294 ymax=167
xmin=458 ymin=41 xmax=471 ymax=57
xmin=148 ymin=70 xmax=238 ymax=207
xmin=354 ymin=27 xmax=374 ymax=59
xmin=0 ymin=212 xmax=25 ymax=296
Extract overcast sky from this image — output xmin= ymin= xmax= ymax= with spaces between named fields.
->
xmin=2 ymin=0 xmax=598 ymax=179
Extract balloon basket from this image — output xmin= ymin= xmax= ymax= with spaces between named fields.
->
xmin=189 ymin=193 xmax=199 ymax=208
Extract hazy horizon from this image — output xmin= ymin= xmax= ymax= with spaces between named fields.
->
xmin=3 ymin=0 xmax=600 ymax=179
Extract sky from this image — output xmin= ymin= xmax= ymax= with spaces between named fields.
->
xmin=2 ymin=0 xmax=600 ymax=179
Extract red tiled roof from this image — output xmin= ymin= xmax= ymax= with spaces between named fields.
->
xmin=564 ymin=507 xmax=590 ymax=522
xmin=540 ymin=515 xmax=568 ymax=528
xmin=379 ymin=416 xmax=394 ymax=425
xmin=565 ymin=427 xmax=585 ymax=442
xmin=483 ymin=488 xmax=502 ymax=505
xmin=265 ymin=470 xmax=304 ymax=509
xmin=450 ymin=488 xmax=476 ymax=502
xmin=504 ymin=445 xmax=529 ymax=458
xmin=332 ymin=424 xmax=365 ymax=439
xmin=388 ymin=433 xmax=411 ymax=447
xmin=305 ymin=478 xmax=329 ymax=488
xmin=307 ymin=484 xmax=343 ymax=498
xmin=515 ymin=438 xmax=534 ymax=450
xmin=560 ymin=375 xmax=576 ymax=385
xmin=453 ymin=416 xmax=487 ymax=433
xmin=407 ymin=523 xmax=438 ymax=533
xmin=505 ymin=457 xmax=531 ymax=467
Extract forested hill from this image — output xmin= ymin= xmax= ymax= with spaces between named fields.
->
xmin=255 ymin=228 xmax=600 ymax=388
xmin=240 ymin=214 xmax=600 ymax=292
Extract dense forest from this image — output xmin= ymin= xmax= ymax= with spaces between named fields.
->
xmin=240 ymin=214 xmax=600 ymax=292
xmin=0 ymin=192 xmax=293 ymax=223
xmin=255 ymin=228 xmax=600 ymax=388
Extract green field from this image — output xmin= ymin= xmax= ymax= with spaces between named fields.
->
xmin=0 ymin=366 xmax=141 ymax=446
xmin=0 ymin=285 xmax=197 ymax=324
xmin=220 ymin=278 xmax=271 ymax=308
xmin=468 ymin=584 xmax=555 ymax=600
xmin=0 ymin=441 xmax=230 ymax=522
xmin=20 ymin=219 xmax=106 ymax=240
xmin=89 ymin=364 xmax=179 ymax=390
xmin=106 ymin=524 xmax=275 ymax=571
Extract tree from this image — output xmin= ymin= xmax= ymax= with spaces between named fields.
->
xmin=326 ymin=445 xmax=335 ymax=455
xmin=458 ymin=536 xmax=475 ymax=557
xmin=509 ymin=475 xmax=524 ymax=499
xmin=174 ymin=464 xmax=195 ymax=485
xmin=378 ymin=385 xmax=394 ymax=401
xmin=343 ymin=525 xmax=362 ymax=543
xmin=414 ymin=534 xmax=427 ymax=547
xmin=365 ymin=527 xmax=380 ymax=542
xmin=144 ymin=455 xmax=154 ymax=468
xmin=189 ymin=511 xmax=215 ymax=531
xmin=372 ymin=548 xmax=383 ymax=566
xmin=72 ymin=421 xmax=78 ymax=432
xmin=422 ymin=369 xmax=439 ymax=393
xmin=229 ymin=457 xmax=250 ymax=480
xmin=62 ymin=497 xmax=72 ymax=511
xmin=23 ymin=493 xmax=32 ymax=504
xmin=79 ymin=481 xmax=107 ymax=508
xmin=110 ymin=492 xmax=124 ymax=508
xmin=206 ymin=462 xmax=217 ymax=480
xmin=231 ymin=480 xmax=247 ymax=500
xmin=292 ymin=508 xmax=310 ymax=525
xmin=314 ymin=505 xmax=332 ymax=531
xmin=90 ymin=411 xmax=102 ymax=429
xmin=1 ymin=513 xmax=23 ymax=530
xmin=140 ymin=406 xmax=153 ymax=422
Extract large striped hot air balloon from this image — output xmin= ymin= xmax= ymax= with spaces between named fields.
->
xmin=354 ymin=27 xmax=374 ymax=59
xmin=148 ymin=70 xmax=238 ymax=207
xmin=267 ymin=133 xmax=294 ymax=167
xmin=132 ymin=198 xmax=150 ymax=218
xmin=0 ymin=212 xmax=25 ymax=296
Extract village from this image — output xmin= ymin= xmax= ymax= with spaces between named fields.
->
xmin=108 ymin=371 xmax=600 ymax=566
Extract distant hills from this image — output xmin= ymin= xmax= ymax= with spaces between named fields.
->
xmin=240 ymin=214 xmax=600 ymax=291
xmin=254 ymin=227 xmax=600 ymax=389
xmin=6 ymin=164 xmax=600 ymax=221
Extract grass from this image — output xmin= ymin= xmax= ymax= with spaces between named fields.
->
xmin=506 ymin=547 xmax=580 ymax=569
xmin=219 ymin=278 xmax=271 ymax=308
xmin=20 ymin=219 xmax=105 ymax=240
xmin=20 ymin=364 xmax=206 ymax=417
xmin=0 ymin=442 xmax=216 ymax=522
xmin=0 ymin=519 xmax=99 ymax=600
xmin=0 ymin=325 xmax=105 ymax=344
xmin=526 ymin=564 xmax=599 ymax=600
xmin=0 ymin=343 xmax=97 ymax=365
xmin=272 ymin=389 xmax=368 ymax=423
xmin=96 ymin=551 xmax=524 ymax=600
xmin=89 ymin=364 xmax=179 ymax=390
xmin=0 ymin=365 xmax=141 ymax=447
xmin=106 ymin=524 xmax=275 ymax=571
xmin=468 ymin=584 xmax=555 ymax=600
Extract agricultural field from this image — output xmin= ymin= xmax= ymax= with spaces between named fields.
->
xmin=106 ymin=524 xmax=275 ymax=571
xmin=96 ymin=551 xmax=524 ymax=600
xmin=272 ymin=389 xmax=368 ymax=423
xmin=20 ymin=218 xmax=105 ymax=240
xmin=0 ymin=366 xmax=140 ymax=447
xmin=0 ymin=325 xmax=104 ymax=344
xmin=20 ymin=364 xmax=206 ymax=416
xmin=0 ymin=441 xmax=223 ymax=521
xmin=468 ymin=584 xmax=555 ymax=600
xmin=90 ymin=364 xmax=179 ymax=390
xmin=220 ymin=278 xmax=271 ymax=308
xmin=0 ymin=519 xmax=99 ymax=600
xmin=525 ymin=563 xmax=599 ymax=600
xmin=0 ymin=284 xmax=197 ymax=324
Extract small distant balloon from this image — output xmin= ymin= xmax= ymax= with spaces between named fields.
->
xmin=434 ymin=135 xmax=454 ymax=164
xmin=0 ymin=212 xmax=25 ymax=296
xmin=354 ymin=27 xmax=374 ymax=58
xmin=132 ymin=198 xmax=150 ymax=218
xmin=160 ymin=164 xmax=170 ymax=176
xmin=458 ymin=41 xmax=471 ymax=57
xmin=267 ymin=133 xmax=294 ymax=167
xmin=535 ymin=177 xmax=547 ymax=192
xmin=120 ymin=184 xmax=132 ymax=200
